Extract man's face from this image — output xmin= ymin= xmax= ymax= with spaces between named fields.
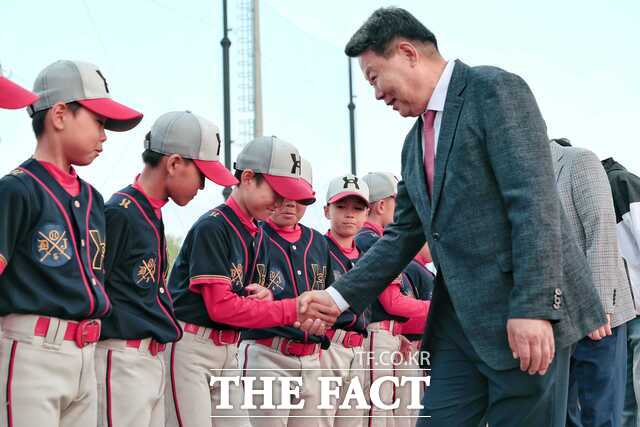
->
xmin=325 ymin=197 xmax=369 ymax=238
xmin=61 ymin=106 xmax=107 ymax=166
xmin=271 ymin=199 xmax=307 ymax=228
xmin=359 ymin=44 xmax=429 ymax=117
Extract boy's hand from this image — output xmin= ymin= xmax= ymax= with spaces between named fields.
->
xmin=246 ymin=283 xmax=273 ymax=301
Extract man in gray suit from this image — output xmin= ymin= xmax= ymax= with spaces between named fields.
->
xmin=550 ymin=140 xmax=634 ymax=427
xmin=295 ymin=7 xmax=606 ymax=426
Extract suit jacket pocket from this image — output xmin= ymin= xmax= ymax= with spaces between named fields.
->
xmin=495 ymin=251 xmax=513 ymax=273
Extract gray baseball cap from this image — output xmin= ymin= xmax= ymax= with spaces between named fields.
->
xmin=145 ymin=111 xmax=238 ymax=186
xmin=362 ymin=171 xmax=398 ymax=202
xmin=326 ymin=174 xmax=370 ymax=206
xmin=27 ymin=60 xmax=143 ymax=131
xmin=298 ymin=157 xmax=316 ymax=204
xmin=234 ymin=136 xmax=315 ymax=203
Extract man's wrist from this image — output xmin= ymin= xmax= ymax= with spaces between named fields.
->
xmin=326 ymin=287 xmax=350 ymax=312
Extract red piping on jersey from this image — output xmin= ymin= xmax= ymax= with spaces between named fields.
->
xmin=326 ymin=231 xmax=359 ymax=259
xmin=5 ymin=340 xmax=17 ymax=427
xmin=115 ymin=192 xmax=181 ymax=338
xmin=214 ymin=208 xmax=249 ymax=277
xmin=247 ymin=228 xmax=264 ymax=288
xmin=329 ymin=252 xmax=347 ymax=274
xmin=368 ymin=333 xmax=375 ymax=427
xmin=106 ymin=350 xmax=113 ymax=427
xmin=170 ymin=343 xmax=185 ymax=427
xmin=302 ymin=231 xmax=313 ymax=291
xmin=132 ymin=176 xmax=167 ymax=220
xmin=85 ymin=186 xmax=111 ymax=317
xmin=268 ymin=237 xmax=298 ymax=297
xmin=226 ymin=196 xmax=258 ymax=236
xmin=19 ymin=167 xmax=95 ymax=316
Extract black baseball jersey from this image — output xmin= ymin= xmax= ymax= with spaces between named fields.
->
xmin=400 ymin=259 xmax=434 ymax=341
xmin=168 ymin=203 xmax=264 ymax=330
xmin=0 ymin=159 xmax=110 ymax=319
xmin=241 ymin=222 xmax=333 ymax=348
xmin=355 ymin=226 xmax=409 ymax=323
xmin=100 ymin=185 xmax=182 ymax=343
xmin=325 ymin=236 xmax=370 ymax=335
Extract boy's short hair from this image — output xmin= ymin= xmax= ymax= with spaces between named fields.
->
xmin=31 ymin=101 xmax=81 ymax=138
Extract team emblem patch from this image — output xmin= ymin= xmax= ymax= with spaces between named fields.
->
xmin=89 ymin=230 xmax=106 ymax=271
xmin=9 ymin=169 xmax=23 ymax=177
xmin=311 ymin=264 xmax=326 ymax=290
xmin=230 ymin=263 xmax=244 ymax=292
xmin=255 ymin=264 xmax=267 ymax=287
xmin=33 ymin=224 xmax=73 ymax=267
xmin=267 ymin=270 xmax=284 ymax=293
xmin=134 ymin=256 xmax=157 ymax=287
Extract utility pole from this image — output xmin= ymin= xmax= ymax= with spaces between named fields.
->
xmin=221 ymin=0 xmax=232 ymax=199
xmin=348 ymin=58 xmax=357 ymax=175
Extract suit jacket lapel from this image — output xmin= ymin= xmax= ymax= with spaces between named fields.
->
xmin=431 ymin=61 xmax=467 ymax=219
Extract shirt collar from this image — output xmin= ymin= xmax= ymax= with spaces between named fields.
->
xmin=226 ymin=195 xmax=259 ymax=236
xmin=326 ymin=230 xmax=359 ymax=258
xmin=132 ymin=175 xmax=168 ymax=219
xmin=426 ymin=59 xmax=456 ymax=113
xmin=363 ymin=221 xmax=384 ymax=237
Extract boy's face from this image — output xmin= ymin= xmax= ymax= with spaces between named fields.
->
xmin=242 ymin=173 xmax=284 ymax=221
xmin=166 ymin=156 xmax=205 ymax=206
xmin=324 ymin=196 xmax=369 ymax=238
xmin=271 ymin=199 xmax=307 ymax=228
xmin=60 ymin=106 xmax=107 ymax=166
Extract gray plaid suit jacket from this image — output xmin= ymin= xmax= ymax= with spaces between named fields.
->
xmin=331 ymin=60 xmax=606 ymax=370
xmin=550 ymin=142 xmax=635 ymax=328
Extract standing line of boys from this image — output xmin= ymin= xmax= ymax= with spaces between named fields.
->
xmin=0 ymin=62 xmax=432 ymax=427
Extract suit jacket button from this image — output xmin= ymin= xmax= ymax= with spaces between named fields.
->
xmin=432 ymin=233 xmax=440 ymax=241
xmin=554 ymin=288 xmax=562 ymax=296
xmin=553 ymin=302 xmax=561 ymax=310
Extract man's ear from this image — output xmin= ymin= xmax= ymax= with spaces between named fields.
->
xmin=396 ymin=40 xmax=419 ymax=66
xmin=324 ymin=205 xmax=331 ymax=220
xmin=48 ymin=102 xmax=69 ymax=131
xmin=240 ymin=169 xmax=256 ymax=186
xmin=165 ymin=154 xmax=183 ymax=176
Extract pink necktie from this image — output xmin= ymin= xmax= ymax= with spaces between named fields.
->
xmin=422 ymin=110 xmax=436 ymax=197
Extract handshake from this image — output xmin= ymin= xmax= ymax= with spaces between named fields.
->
xmin=246 ymin=285 xmax=343 ymax=334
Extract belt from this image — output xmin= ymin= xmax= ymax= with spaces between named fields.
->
xmin=255 ymin=336 xmax=319 ymax=357
xmin=368 ymin=320 xmax=402 ymax=336
xmin=326 ymin=329 xmax=364 ymax=348
xmin=183 ymin=322 xmax=240 ymax=346
xmin=126 ymin=339 xmax=167 ymax=356
xmin=34 ymin=316 xmax=100 ymax=348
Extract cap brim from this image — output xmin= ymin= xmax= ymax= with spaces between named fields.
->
xmin=297 ymin=180 xmax=316 ymax=205
xmin=0 ymin=76 xmax=38 ymax=109
xmin=263 ymin=174 xmax=315 ymax=202
xmin=328 ymin=192 xmax=369 ymax=206
xmin=194 ymin=159 xmax=239 ymax=186
xmin=78 ymin=98 xmax=143 ymax=132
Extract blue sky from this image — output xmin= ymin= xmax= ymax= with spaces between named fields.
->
xmin=1 ymin=0 xmax=638 ymax=237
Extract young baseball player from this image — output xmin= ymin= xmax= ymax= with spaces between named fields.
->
xmin=95 ymin=111 xmax=237 ymax=427
xmin=355 ymin=172 xmax=429 ymax=427
xmin=321 ymin=173 xmax=372 ymax=427
xmin=166 ymin=136 xmax=319 ymax=427
xmin=393 ymin=243 xmax=434 ymax=427
xmin=0 ymin=74 xmax=37 ymax=109
xmin=237 ymin=158 xmax=336 ymax=426
xmin=0 ymin=60 xmax=142 ymax=427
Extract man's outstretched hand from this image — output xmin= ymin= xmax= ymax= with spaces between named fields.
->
xmin=294 ymin=290 xmax=342 ymax=335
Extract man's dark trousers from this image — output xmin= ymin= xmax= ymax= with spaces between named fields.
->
xmin=567 ymin=323 xmax=628 ymax=427
xmin=418 ymin=285 xmax=571 ymax=427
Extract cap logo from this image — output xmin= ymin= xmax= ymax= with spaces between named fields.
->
xmin=290 ymin=153 xmax=301 ymax=175
xmin=343 ymin=176 xmax=360 ymax=189
xmin=95 ymin=70 xmax=109 ymax=93
xmin=216 ymin=133 xmax=222 ymax=157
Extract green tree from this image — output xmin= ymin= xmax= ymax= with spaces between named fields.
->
xmin=166 ymin=234 xmax=183 ymax=275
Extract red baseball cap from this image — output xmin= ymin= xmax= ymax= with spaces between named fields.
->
xmin=0 ymin=76 xmax=38 ymax=109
